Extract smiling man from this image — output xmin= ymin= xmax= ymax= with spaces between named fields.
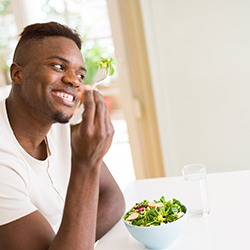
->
xmin=0 ymin=22 xmax=125 ymax=249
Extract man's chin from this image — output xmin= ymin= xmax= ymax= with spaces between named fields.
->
xmin=53 ymin=111 xmax=73 ymax=124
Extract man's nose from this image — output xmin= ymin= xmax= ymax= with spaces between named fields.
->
xmin=62 ymin=70 xmax=81 ymax=88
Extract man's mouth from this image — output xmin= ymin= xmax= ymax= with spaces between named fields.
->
xmin=53 ymin=91 xmax=75 ymax=105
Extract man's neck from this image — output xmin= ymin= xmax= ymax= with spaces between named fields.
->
xmin=5 ymin=96 xmax=52 ymax=160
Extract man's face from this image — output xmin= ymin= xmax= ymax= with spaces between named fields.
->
xmin=15 ymin=36 xmax=86 ymax=124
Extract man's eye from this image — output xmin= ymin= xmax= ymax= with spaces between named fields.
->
xmin=53 ymin=64 xmax=64 ymax=71
xmin=77 ymin=73 xmax=85 ymax=82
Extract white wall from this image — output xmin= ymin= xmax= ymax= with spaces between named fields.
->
xmin=140 ymin=0 xmax=250 ymax=176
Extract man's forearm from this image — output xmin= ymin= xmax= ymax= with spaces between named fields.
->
xmin=96 ymin=192 xmax=125 ymax=240
xmin=50 ymin=164 xmax=102 ymax=250
xmin=95 ymin=166 xmax=125 ymax=240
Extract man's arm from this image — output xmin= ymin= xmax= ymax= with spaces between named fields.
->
xmin=0 ymin=162 xmax=125 ymax=249
xmin=0 ymin=161 xmax=103 ymax=250
xmin=96 ymin=162 xmax=125 ymax=240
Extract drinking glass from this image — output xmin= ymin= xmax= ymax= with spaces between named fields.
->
xmin=182 ymin=163 xmax=210 ymax=216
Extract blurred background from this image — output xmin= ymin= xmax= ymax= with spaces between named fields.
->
xmin=1 ymin=0 xmax=250 ymax=189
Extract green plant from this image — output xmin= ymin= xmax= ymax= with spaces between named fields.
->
xmin=0 ymin=0 xmax=10 ymax=15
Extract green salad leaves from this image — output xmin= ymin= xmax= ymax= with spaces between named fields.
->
xmin=123 ymin=196 xmax=186 ymax=227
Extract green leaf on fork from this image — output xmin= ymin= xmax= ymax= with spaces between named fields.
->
xmin=84 ymin=56 xmax=115 ymax=85
xmin=97 ymin=57 xmax=115 ymax=76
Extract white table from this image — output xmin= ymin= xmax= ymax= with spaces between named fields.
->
xmin=95 ymin=170 xmax=250 ymax=250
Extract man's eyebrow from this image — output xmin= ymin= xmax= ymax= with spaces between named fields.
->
xmin=47 ymin=55 xmax=87 ymax=72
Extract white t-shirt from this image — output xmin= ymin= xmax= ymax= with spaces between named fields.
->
xmin=0 ymin=99 xmax=71 ymax=233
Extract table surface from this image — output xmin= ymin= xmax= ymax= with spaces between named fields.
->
xmin=95 ymin=170 xmax=250 ymax=250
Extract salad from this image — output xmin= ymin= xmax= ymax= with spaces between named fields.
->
xmin=123 ymin=196 xmax=186 ymax=227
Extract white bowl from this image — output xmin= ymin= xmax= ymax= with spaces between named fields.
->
xmin=124 ymin=210 xmax=187 ymax=249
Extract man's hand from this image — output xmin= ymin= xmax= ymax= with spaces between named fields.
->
xmin=71 ymin=87 xmax=114 ymax=167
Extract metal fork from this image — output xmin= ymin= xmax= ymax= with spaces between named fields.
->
xmin=91 ymin=66 xmax=109 ymax=89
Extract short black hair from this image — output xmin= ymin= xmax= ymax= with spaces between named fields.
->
xmin=13 ymin=22 xmax=82 ymax=62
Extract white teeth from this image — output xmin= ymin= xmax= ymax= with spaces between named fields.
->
xmin=56 ymin=92 xmax=73 ymax=102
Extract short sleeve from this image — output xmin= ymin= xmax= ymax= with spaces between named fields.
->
xmin=0 ymin=152 xmax=37 ymax=226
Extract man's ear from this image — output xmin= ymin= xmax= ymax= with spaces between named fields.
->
xmin=10 ymin=63 xmax=23 ymax=85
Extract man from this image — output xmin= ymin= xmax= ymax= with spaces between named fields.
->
xmin=0 ymin=22 xmax=125 ymax=249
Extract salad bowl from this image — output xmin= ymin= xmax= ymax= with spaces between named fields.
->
xmin=123 ymin=196 xmax=187 ymax=249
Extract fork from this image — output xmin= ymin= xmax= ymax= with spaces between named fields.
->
xmin=74 ymin=65 xmax=109 ymax=111
xmin=91 ymin=65 xmax=109 ymax=89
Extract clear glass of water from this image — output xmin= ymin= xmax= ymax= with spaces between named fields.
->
xmin=182 ymin=163 xmax=210 ymax=216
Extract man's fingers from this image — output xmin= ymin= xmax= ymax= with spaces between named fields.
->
xmin=82 ymin=89 xmax=95 ymax=125
xmin=93 ymin=90 xmax=106 ymax=125
xmin=93 ymin=91 xmax=114 ymax=145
